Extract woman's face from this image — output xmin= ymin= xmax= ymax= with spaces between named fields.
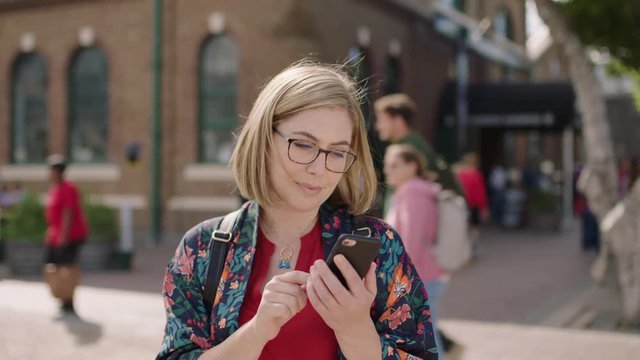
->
xmin=269 ymin=107 xmax=353 ymax=214
xmin=384 ymin=152 xmax=417 ymax=187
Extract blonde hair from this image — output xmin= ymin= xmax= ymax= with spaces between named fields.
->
xmin=385 ymin=144 xmax=429 ymax=178
xmin=230 ymin=60 xmax=377 ymax=214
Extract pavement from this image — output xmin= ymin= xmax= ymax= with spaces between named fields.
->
xmin=440 ymin=223 xmax=624 ymax=331
xmin=0 ymin=280 xmax=163 ymax=360
xmin=1 ymin=223 xmax=639 ymax=359
xmin=441 ymin=319 xmax=640 ymax=360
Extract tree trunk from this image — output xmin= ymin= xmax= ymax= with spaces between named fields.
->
xmin=534 ymin=0 xmax=617 ymax=217
xmin=534 ymin=0 xmax=640 ymax=326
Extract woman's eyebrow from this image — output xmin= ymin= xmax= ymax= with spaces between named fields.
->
xmin=290 ymin=131 xmax=351 ymax=147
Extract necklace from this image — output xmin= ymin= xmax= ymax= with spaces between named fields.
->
xmin=260 ymin=213 xmax=318 ymax=270
xmin=278 ymin=247 xmax=294 ymax=269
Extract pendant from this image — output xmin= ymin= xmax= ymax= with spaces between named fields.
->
xmin=278 ymin=246 xmax=293 ymax=269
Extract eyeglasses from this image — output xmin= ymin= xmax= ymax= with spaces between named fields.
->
xmin=273 ymin=128 xmax=357 ymax=173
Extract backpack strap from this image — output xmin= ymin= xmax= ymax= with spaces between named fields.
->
xmin=204 ymin=210 xmax=369 ymax=312
xmin=352 ymin=214 xmax=371 ymax=237
xmin=203 ymin=208 xmax=242 ymax=313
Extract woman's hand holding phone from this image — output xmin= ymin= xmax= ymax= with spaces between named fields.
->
xmin=306 ymin=256 xmax=377 ymax=333
xmin=252 ymin=270 xmax=309 ymax=343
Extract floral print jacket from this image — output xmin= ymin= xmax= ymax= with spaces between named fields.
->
xmin=157 ymin=201 xmax=437 ymax=359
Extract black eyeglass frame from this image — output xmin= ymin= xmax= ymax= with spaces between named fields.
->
xmin=273 ymin=128 xmax=357 ymax=173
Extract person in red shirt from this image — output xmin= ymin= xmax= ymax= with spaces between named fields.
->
xmin=454 ymin=152 xmax=488 ymax=252
xmin=44 ymin=154 xmax=88 ymax=314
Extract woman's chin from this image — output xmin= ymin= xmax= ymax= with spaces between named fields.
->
xmin=284 ymin=194 xmax=328 ymax=213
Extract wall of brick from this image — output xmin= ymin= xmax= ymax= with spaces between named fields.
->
xmin=0 ymin=0 xmax=155 ymax=231
xmin=0 ymin=0 xmax=531 ymax=235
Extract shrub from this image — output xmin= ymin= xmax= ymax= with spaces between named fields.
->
xmin=84 ymin=201 xmax=118 ymax=240
xmin=5 ymin=192 xmax=47 ymax=242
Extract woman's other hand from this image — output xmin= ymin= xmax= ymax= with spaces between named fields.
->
xmin=251 ymin=270 xmax=309 ymax=342
xmin=306 ymin=255 xmax=377 ymax=334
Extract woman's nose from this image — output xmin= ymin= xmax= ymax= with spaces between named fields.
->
xmin=306 ymin=152 xmax=327 ymax=174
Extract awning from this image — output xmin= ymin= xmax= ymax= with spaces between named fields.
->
xmin=439 ymin=82 xmax=576 ymax=131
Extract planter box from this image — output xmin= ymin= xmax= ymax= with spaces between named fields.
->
xmin=7 ymin=239 xmax=117 ymax=274
xmin=112 ymin=250 xmax=134 ymax=270
xmin=79 ymin=239 xmax=115 ymax=271
xmin=6 ymin=241 xmax=44 ymax=276
xmin=528 ymin=213 xmax=561 ymax=231
xmin=0 ymin=217 xmax=7 ymax=261
xmin=0 ymin=239 xmax=5 ymax=262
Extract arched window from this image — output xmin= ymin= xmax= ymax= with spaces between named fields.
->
xmin=348 ymin=46 xmax=371 ymax=85
xmin=11 ymin=53 xmax=48 ymax=164
xmin=198 ymin=34 xmax=238 ymax=164
xmin=348 ymin=45 xmax=386 ymax=182
xmin=347 ymin=45 xmax=372 ymax=124
xmin=443 ymin=0 xmax=465 ymax=12
xmin=68 ymin=46 xmax=109 ymax=163
xmin=384 ymin=55 xmax=401 ymax=95
xmin=494 ymin=7 xmax=514 ymax=40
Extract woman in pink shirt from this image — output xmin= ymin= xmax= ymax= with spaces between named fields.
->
xmin=384 ymin=144 xmax=447 ymax=359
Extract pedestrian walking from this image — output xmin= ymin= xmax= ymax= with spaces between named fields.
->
xmin=383 ymin=143 xmax=448 ymax=359
xmin=373 ymin=94 xmax=462 ymax=199
xmin=454 ymin=152 xmax=489 ymax=250
xmin=43 ymin=154 xmax=88 ymax=315
xmin=157 ymin=61 xmax=438 ymax=359
xmin=373 ymin=92 xmax=461 ymax=354
xmin=574 ymin=164 xmax=600 ymax=254
xmin=488 ymin=164 xmax=507 ymax=225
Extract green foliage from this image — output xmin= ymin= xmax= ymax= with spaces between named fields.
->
xmin=5 ymin=192 xmax=47 ymax=242
xmin=607 ymin=60 xmax=640 ymax=109
xmin=527 ymin=190 xmax=557 ymax=214
xmin=560 ymin=0 xmax=640 ymax=69
xmin=84 ymin=201 xmax=118 ymax=240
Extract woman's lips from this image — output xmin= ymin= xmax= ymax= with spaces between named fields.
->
xmin=297 ymin=182 xmax=322 ymax=193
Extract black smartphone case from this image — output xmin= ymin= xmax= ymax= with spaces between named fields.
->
xmin=326 ymin=233 xmax=381 ymax=288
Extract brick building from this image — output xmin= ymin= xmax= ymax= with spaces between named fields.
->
xmin=0 ymin=0 xmax=531 ymax=236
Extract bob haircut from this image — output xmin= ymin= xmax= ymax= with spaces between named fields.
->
xmin=230 ymin=60 xmax=377 ymax=214
xmin=385 ymin=144 xmax=429 ymax=179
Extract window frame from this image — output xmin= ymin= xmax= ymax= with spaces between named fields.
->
xmin=10 ymin=52 xmax=49 ymax=164
xmin=197 ymin=33 xmax=239 ymax=164
xmin=494 ymin=7 xmax=514 ymax=40
xmin=67 ymin=45 xmax=110 ymax=164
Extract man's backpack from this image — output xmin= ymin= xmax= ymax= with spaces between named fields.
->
xmin=433 ymin=190 xmax=471 ymax=272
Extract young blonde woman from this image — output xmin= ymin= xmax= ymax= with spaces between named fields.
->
xmin=157 ymin=62 xmax=437 ymax=359
xmin=383 ymin=144 xmax=447 ymax=359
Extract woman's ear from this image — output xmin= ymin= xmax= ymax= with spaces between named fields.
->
xmin=408 ymin=161 xmax=420 ymax=177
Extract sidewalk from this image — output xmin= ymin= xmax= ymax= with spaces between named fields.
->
xmin=1 ymin=225 xmax=639 ymax=359
xmin=440 ymin=224 xmax=622 ymax=331
xmin=0 ymin=280 xmax=163 ymax=360
xmin=440 ymin=319 xmax=640 ymax=360
xmin=1 ymin=280 xmax=639 ymax=360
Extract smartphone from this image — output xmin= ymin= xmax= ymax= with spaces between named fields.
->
xmin=326 ymin=233 xmax=381 ymax=288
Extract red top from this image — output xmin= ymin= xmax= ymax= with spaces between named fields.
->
xmin=456 ymin=168 xmax=489 ymax=210
xmin=238 ymin=220 xmax=338 ymax=359
xmin=45 ymin=181 xmax=88 ymax=246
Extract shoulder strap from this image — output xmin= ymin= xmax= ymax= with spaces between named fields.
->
xmin=203 ymin=208 xmax=242 ymax=313
xmin=204 ymin=210 xmax=369 ymax=312
xmin=352 ymin=214 xmax=371 ymax=237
